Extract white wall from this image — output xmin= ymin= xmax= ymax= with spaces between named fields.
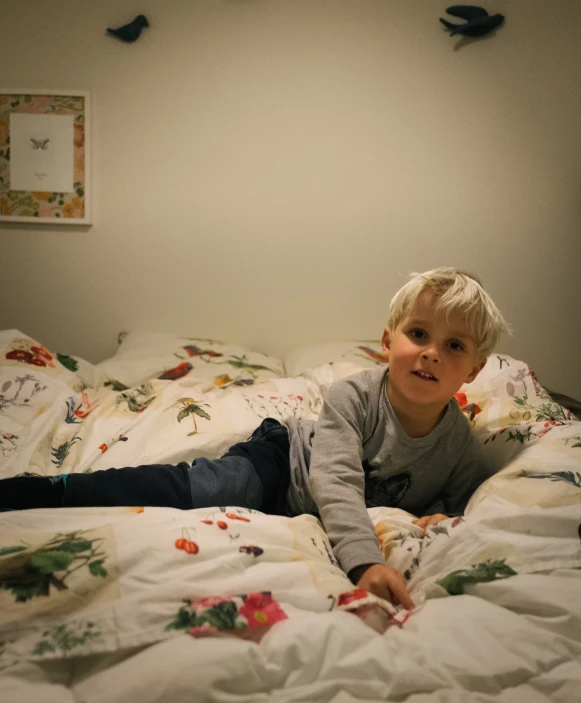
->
xmin=1 ymin=0 xmax=580 ymax=398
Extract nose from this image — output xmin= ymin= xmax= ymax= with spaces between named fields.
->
xmin=421 ymin=344 xmax=440 ymax=362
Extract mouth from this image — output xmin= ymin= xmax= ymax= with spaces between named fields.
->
xmin=412 ymin=370 xmax=438 ymax=382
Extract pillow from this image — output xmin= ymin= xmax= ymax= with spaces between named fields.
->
xmin=96 ymin=332 xmax=285 ymax=389
xmin=0 ymin=329 xmax=100 ymax=391
xmin=0 ymin=330 xmax=102 ymax=476
xmin=455 ymin=352 xmax=576 ymax=472
xmin=284 ymin=341 xmax=388 ymax=376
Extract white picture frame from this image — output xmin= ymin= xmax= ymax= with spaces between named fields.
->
xmin=0 ymin=89 xmax=92 ymax=225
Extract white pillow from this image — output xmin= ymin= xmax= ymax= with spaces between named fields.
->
xmin=284 ymin=341 xmax=388 ymax=376
xmin=97 ymin=332 xmax=285 ymax=389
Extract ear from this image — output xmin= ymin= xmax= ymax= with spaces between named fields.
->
xmin=381 ymin=327 xmax=391 ymax=359
xmin=464 ymin=359 xmax=486 ymax=384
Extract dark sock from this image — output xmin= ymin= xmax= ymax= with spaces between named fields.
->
xmin=0 ymin=475 xmax=66 ymax=511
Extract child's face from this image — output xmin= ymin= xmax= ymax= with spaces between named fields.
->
xmin=382 ymin=293 xmax=485 ymax=412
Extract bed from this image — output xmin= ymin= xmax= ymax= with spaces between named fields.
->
xmin=1 ymin=329 xmax=580 ymax=703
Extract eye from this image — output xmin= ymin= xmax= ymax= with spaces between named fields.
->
xmin=447 ymin=340 xmax=465 ymax=352
xmin=408 ymin=328 xmax=426 ymax=340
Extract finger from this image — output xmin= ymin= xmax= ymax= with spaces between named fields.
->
xmin=388 ymin=578 xmax=415 ymax=609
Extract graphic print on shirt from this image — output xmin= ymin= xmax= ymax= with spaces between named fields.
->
xmin=363 ymin=460 xmax=412 ymax=508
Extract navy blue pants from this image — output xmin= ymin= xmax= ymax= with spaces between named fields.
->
xmin=0 ymin=419 xmax=291 ymax=516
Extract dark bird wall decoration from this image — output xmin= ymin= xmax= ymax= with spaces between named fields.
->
xmin=107 ymin=14 xmax=150 ymax=43
xmin=440 ymin=6 xmax=504 ymax=38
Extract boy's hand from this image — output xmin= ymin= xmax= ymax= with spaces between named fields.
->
xmin=349 ymin=564 xmax=414 ymax=609
xmin=412 ymin=513 xmax=449 ymax=532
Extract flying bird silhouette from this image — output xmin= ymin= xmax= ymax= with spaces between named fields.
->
xmin=107 ymin=14 xmax=150 ymax=43
xmin=440 ymin=6 xmax=504 ymax=37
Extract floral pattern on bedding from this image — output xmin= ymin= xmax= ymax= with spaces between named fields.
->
xmin=0 ymin=524 xmax=119 ymax=627
xmin=0 ymin=508 xmax=357 ymax=668
xmin=0 ymin=327 xmax=579 ymax=669
xmin=172 ymin=586 xmax=407 ymax=643
xmin=0 ymin=528 xmax=111 ymax=606
xmin=0 ymin=332 xmax=100 ymax=392
xmin=96 ymin=332 xmax=285 ymax=389
xmin=460 ymin=354 xmax=577 ymax=435
xmin=167 ymin=591 xmax=289 ymax=640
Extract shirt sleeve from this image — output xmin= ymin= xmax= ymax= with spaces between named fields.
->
xmin=308 ymin=376 xmax=385 ymax=576
xmin=441 ymin=427 xmax=495 ymax=516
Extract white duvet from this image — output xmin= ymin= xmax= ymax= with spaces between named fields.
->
xmin=0 ymin=330 xmax=580 ymax=702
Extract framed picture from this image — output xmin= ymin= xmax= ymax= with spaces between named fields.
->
xmin=0 ymin=89 xmax=91 ymax=225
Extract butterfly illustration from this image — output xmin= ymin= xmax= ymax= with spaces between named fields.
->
xmin=30 ymin=137 xmax=50 ymax=150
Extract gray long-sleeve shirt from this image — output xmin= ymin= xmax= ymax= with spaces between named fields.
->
xmin=285 ymin=367 xmax=493 ymax=575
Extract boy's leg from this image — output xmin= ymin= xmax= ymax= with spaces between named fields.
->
xmin=187 ymin=418 xmax=291 ymax=514
xmin=64 ymin=463 xmax=193 ymax=508
xmin=0 ymin=474 xmax=68 ymax=511
xmin=0 ymin=418 xmax=290 ymax=513
xmin=0 ymin=463 xmax=193 ymax=511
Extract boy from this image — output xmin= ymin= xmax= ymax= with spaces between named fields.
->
xmin=0 ymin=268 xmax=509 ymax=609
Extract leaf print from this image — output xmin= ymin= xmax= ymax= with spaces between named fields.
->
xmin=88 ymin=559 xmax=108 ymax=577
xmin=0 ymin=530 xmax=108 ymax=603
xmin=65 ymin=397 xmax=83 ymax=424
xmin=511 ymin=394 xmax=568 ymax=422
xmin=0 ymin=545 xmax=27 ymax=557
xmin=166 ymin=604 xmax=201 ymax=631
xmin=51 ymin=433 xmax=82 ymax=467
xmin=32 ymin=621 xmax=100 ymax=657
xmin=532 ymin=403 xmax=568 ymax=422
xmin=223 ymin=355 xmax=275 ymax=378
xmin=30 ymin=550 xmax=75 ymax=574
xmin=506 ymin=427 xmax=535 ymax=444
xmin=203 ymin=601 xmax=241 ymax=630
xmin=190 ymin=405 xmax=211 ymax=420
xmin=169 ymin=398 xmax=211 ymax=435
xmin=436 ymin=559 xmax=517 ymax=595
xmin=177 ymin=408 xmax=190 ymax=422
xmin=116 ymin=383 xmax=156 ymax=413
xmin=127 ymin=395 xmax=155 ymax=413
xmin=0 ymin=373 xmax=47 ymax=414
xmin=10 ymin=580 xmax=51 ymax=602
xmin=527 ymin=471 xmax=581 ymax=488
xmin=56 ymin=353 xmax=79 ymax=372
xmin=59 ymin=540 xmax=94 ymax=553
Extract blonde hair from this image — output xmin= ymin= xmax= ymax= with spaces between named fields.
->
xmin=388 ymin=267 xmax=510 ymax=361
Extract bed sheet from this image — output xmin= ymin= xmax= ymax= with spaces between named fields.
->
xmin=1 ymin=329 xmax=580 ymax=702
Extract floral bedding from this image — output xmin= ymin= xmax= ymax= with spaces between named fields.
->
xmin=1 ymin=329 xmax=580 ymax=703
